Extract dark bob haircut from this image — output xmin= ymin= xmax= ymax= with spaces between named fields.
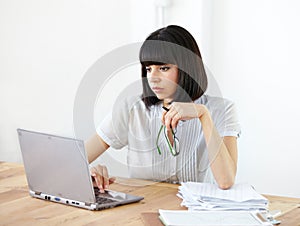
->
xmin=139 ymin=25 xmax=208 ymax=108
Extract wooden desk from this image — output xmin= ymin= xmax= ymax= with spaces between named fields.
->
xmin=0 ymin=162 xmax=299 ymax=226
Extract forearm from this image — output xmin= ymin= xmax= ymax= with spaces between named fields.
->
xmin=85 ymin=134 xmax=109 ymax=163
xmin=198 ymin=106 xmax=237 ymax=189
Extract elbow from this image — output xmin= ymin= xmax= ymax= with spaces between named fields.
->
xmin=216 ymin=170 xmax=237 ymax=190
xmin=218 ymin=182 xmax=233 ymax=190
xmin=217 ymin=178 xmax=235 ymax=190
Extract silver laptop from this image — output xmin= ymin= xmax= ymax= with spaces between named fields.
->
xmin=17 ymin=128 xmax=143 ymax=210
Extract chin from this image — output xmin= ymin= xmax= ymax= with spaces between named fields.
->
xmin=155 ymin=95 xmax=166 ymax=100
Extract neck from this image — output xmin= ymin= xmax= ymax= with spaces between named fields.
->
xmin=163 ymin=99 xmax=173 ymax=107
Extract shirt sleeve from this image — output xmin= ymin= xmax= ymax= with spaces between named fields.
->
xmin=96 ymin=113 xmax=127 ymax=149
xmin=209 ymin=98 xmax=241 ymax=138
xmin=96 ymin=95 xmax=141 ymax=149
xmin=96 ymin=97 xmax=134 ymax=149
xmin=225 ymin=101 xmax=241 ymax=137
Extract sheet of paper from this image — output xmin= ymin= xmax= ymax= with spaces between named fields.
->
xmin=159 ymin=210 xmax=272 ymax=226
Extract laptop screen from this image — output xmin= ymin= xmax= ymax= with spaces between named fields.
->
xmin=17 ymin=129 xmax=96 ymax=203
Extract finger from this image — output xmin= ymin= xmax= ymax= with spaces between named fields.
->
xmin=168 ymin=103 xmax=182 ymax=129
xmin=90 ymin=168 xmax=98 ymax=187
xmin=163 ymin=107 xmax=172 ymax=130
xmin=161 ymin=109 xmax=167 ymax=124
xmin=91 ymin=172 xmax=102 ymax=191
xmin=94 ymin=165 xmax=105 ymax=193
xmin=171 ymin=113 xmax=181 ymax=129
xmin=109 ymin=177 xmax=116 ymax=185
xmin=164 ymin=114 xmax=172 ymax=130
xmin=102 ymin=165 xmax=109 ymax=190
xmin=165 ymin=110 xmax=177 ymax=130
xmin=90 ymin=167 xmax=99 ymax=182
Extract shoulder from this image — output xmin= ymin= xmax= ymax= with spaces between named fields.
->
xmin=112 ymin=95 xmax=144 ymax=113
xmin=112 ymin=95 xmax=156 ymax=121
xmin=127 ymin=95 xmax=148 ymax=113
xmin=123 ymin=95 xmax=163 ymax=113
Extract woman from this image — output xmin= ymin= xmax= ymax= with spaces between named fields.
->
xmin=86 ymin=25 xmax=241 ymax=193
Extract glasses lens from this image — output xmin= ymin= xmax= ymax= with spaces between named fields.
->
xmin=156 ymin=125 xmax=179 ymax=156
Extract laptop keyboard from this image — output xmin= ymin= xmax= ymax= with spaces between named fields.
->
xmin=94 ymin=188 xmax=118 ymax=204
xmin=96 ymin=196 xmax=117 ymax=204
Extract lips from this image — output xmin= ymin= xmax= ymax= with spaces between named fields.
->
xmin=152 ymin=87 xmax=164 ymax=93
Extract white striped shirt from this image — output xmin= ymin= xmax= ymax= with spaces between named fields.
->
xmin=97 ymin=95 xmax=241 ymax=184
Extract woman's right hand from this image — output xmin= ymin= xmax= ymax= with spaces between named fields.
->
xmin=90 ymin=165 xmax=116 ymax=193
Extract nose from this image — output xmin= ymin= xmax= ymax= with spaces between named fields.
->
xmin=148 ymin=69 xmax=161 ymax=83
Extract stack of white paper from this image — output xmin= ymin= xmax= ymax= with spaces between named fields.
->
xmin=178 ymin=182 xmax=268 ymax=211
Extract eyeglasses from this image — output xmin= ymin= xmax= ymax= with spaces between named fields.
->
xmin=156 ymin=125 xmax=179 ymax=156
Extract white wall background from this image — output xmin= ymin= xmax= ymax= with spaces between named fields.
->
xmin=1 ymin=0 xmax=299 ymax=198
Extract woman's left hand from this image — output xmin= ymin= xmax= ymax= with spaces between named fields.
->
xmin=162 ymin=102 xmax=208 ymax=130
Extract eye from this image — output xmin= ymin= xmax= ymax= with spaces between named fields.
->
xmin=160 ymin=66 xmax=170 ymax=72
xmin=145 ymin=67 xmax=151 ymax=73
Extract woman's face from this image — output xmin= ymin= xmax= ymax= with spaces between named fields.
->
xmin=146 ymin=64 xmax=179 ymax=104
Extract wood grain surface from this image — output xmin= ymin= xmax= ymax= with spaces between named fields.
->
xmin=0 ymin=162 xmax=299 ymax=226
